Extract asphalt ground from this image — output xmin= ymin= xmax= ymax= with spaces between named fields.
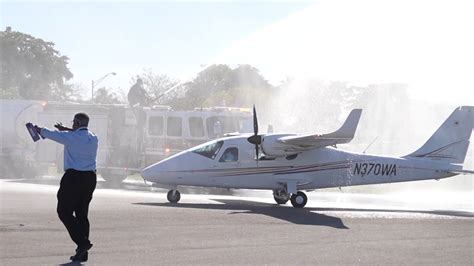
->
xmin=0 ymin=178 xmax=473 ymax=265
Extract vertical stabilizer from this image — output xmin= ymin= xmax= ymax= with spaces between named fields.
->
xmin=405 ymin=106 xmax=473 ymax=164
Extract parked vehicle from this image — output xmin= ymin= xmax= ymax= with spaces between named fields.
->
xmin=0 ymin=99 xmax=45 ymax=178
xmin=34 ymin=102 xmax=252 ymax=182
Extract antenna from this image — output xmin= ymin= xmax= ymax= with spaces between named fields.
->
xmin=363 ymin=137 xmax=378 ymax=154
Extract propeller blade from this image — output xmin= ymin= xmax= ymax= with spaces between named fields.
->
xmin=247 ymin=105 xmax=261 ymax=163
xmin=255 ymin=144 xmax=259 ymax=161
xmin=253 ymin=105 xmax=258 ymax=136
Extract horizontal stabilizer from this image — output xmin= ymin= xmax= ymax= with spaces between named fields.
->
xmin=446 ymin=169 xmax=474 ymax=175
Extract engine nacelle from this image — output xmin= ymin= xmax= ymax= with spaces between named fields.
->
xmin=261 ymin=134 xmax=298 ymax=157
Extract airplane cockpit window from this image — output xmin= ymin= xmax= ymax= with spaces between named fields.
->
xmin=219 ymin=147 xmax=239 ymax=162
xmin=192 ymin=140 xmax=224 ymax=159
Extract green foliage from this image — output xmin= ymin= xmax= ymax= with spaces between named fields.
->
xmin=49 ymin=83 xmax=84 ymax=102
xmin=132 ymin=68 xmax=179 ymax=105
xmin=94 ymin=87 xmax=122 ymax=104
xmin=0 ymin=27 xmax=73 ymax=100
xmin=173 ymin=64 xmax=274 ymax=109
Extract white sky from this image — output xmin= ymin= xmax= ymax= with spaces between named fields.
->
xmin=215 ymin=0 xmax=474 ymax=104
xmin=1 ymin=1 xmax=310 ymax=97
xmin=1 ymin=0 xmax=473 ymax=104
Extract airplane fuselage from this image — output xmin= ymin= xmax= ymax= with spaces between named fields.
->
xmin=142 ymin=139 xmax=456 ymax=191
xmin=141 ymin=106 xmax=472 ymax=208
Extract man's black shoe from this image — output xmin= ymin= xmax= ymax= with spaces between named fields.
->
xmin=70 ymin=243 xmax=93 ymax=262
xmin=70 ymin=251 xmax=88 ymax=262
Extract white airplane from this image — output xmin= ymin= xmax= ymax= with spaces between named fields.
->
xmin=141 ymin=106 xmax=474 ymax=208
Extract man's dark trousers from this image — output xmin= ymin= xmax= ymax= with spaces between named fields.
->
xmin=57 ymin=169 xmax=96 ymax=248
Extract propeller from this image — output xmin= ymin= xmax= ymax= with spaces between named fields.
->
xmin=247 ymin=105 xmax=262 ymax=161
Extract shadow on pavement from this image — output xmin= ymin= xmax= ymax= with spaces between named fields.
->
xmin=58 ymin=261 xmax=83 ymax=266
xmin=313 ymin=207 xmax=474 ymax=218
xmin=134 ymin=199 xmax=349 ymax=229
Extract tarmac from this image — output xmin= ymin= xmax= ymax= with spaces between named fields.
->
xmin=1 ymin=178 xmax=473 ymax=265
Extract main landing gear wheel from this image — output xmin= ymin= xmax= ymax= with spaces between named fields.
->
xmin=167 ymin=190 xmax=181 ymax=203
xmin=274 ymin=195 xmax=289 ymax=205
xmin=273 ymin=190 xmax=290 ymax=205
xmin=290 ymin=191 xmax=307 ymax=208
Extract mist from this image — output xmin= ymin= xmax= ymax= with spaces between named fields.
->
xmin=215 ymin=0 xmax=473 ymax=102
xmin=215 ymin=0 xmax=474 ymax=193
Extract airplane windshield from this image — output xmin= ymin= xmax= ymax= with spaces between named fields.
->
xmin=191 ymin=140 xmax=224 ymax=159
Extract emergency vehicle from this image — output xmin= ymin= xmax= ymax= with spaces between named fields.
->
xmin=34 ymin=102 xmax=252 ymax=182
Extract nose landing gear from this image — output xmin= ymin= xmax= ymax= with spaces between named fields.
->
xmin=167 ymin=190 xmax=181 ymax=203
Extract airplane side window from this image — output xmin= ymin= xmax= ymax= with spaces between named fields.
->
xmin=219 ymin=147 xmax=239 ymax=162
xmin=192 ymin=140 xmax=224 ymax=159
xmin=148 ymin=116 xmax=164 ymax=136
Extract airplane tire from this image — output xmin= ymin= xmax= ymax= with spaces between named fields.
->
xmin=167 ymin=190 xmax=181 ymax=203
xmin=290 ymin=191 xmax=307 ymax=208
xmin=273 ymin=196 xmax=289 ymax=205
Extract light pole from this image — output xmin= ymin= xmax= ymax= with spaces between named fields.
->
xmin=91 ymin=72 xmax=117 ymax=103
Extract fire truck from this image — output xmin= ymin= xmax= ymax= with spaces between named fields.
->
xmin=33 ymin=102 xmax=252 ymax=182
xmin=0 ymin=99 xmax=44 ymax=178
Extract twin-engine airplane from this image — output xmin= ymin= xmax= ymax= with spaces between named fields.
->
xmin=141 ymin=106 xmax=474 ymax=208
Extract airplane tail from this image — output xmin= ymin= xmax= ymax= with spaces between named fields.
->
xmin=405 ymin=106 xmax=474 ymax=164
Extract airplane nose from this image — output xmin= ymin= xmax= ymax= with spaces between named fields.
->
xmin=141 ymin=165 xmax=155 ymax=181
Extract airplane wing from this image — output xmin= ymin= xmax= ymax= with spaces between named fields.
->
xmin=277 ymin=109 xmax=362 ymax=150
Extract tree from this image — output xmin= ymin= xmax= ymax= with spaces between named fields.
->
xmin=226 ymin=64 xmax=273 ymax=107
xmin=182 ymin=64 xmax=233 ymax=108
xmin=49 ymin=83 xmax=84 ymax=102
xmin=176 ymin=64 xmax=274 ymax=109
xmin=229 ymin=64 xmax=272 ymax=91
xmin=0 ymin=27 xmax=73 ymax=100
xmin=132 ymin=68 xmax=179 ymax=105
xmin=93 ymin=87 xmax=122 ymax=104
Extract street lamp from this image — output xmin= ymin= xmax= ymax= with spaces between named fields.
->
xmin=91 ymin=72 xmax=117 ymax=103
